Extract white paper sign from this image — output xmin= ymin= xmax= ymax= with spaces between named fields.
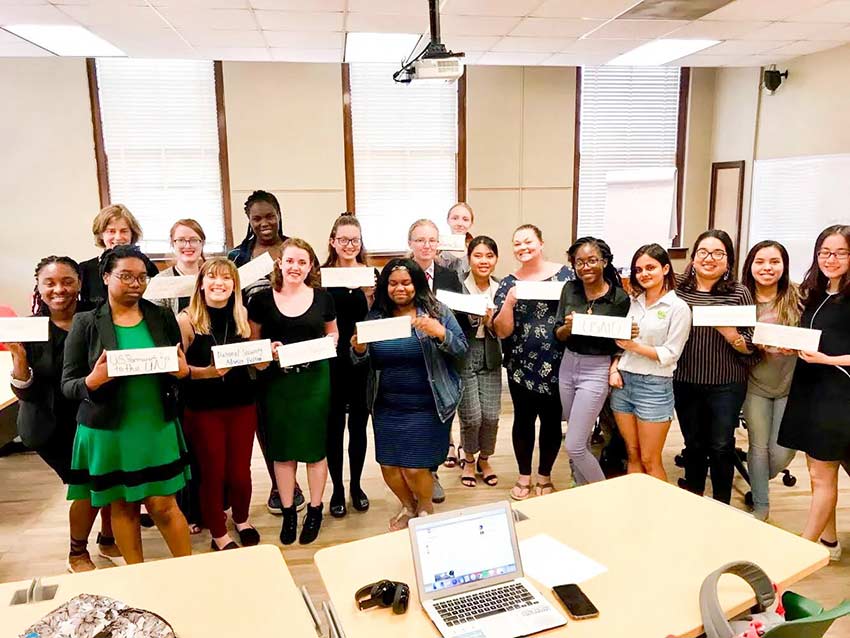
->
xmin=753 ymin=322 xmax=821 ymax=352
xmin=320 ymin=267 xmax=376 ymax=289
xmin=106 ymin=346 xmax=179 ymax=377
xmin=515 ymin=280 xmax=564 ymax=301
xmin=571 ymin=313 xmax=632 ymax=340
xmin=0 ymin=317 xmax=49 ymax=343
xmin=237 ymin=252 xmax=275 ymax=287
xmin=355 ymin=316 xmax=412 ymax=344
xmin=438 ymin=234 xmax=466 ymax=252
xmin=436 ymin=290 xmax=488 ymax=316
xmin=692 ymin=305 xmax=757 ymax=327
xmin=520 ymin=534 xmax=607 ymax=588
xmin=276 ymin=336 xmax=337 ymax=368
xmin=212 ymin=339 xmax=274 ymax=368
xmin=143 ymin=275 xmax=196 ymax=300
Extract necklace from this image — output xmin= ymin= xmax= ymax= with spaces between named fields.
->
xmin=585 ymin=283 xmax=609 ymax=315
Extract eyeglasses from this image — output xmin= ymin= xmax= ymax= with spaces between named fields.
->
xmin=412 ymin=239 xmax=439 ymax=246
xmin=173 ymin=238 xmax=202 ymax=248
xmin=817 ymin=249 xmax=850 ymax=261
xmin=111 ymin=272 xmax=149 ymax=286
xmin=335 ymin=237 xmax=362 ymax=247
xmin=573 ymin=257 xmax=603 ymax=269
xmin=695 ymin=248 xmax=727 ymax=261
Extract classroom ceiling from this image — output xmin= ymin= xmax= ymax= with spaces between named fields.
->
xmin=1 ymin=0 xmax=850 ymax=66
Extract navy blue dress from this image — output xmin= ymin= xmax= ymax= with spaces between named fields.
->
xmin=371 ymin=333 xmax=449 ymax=468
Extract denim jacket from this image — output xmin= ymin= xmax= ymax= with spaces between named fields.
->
xmin=351 ymin=304 xmax=468 ymax=422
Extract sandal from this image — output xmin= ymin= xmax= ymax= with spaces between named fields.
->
xmin=535 ymin=482 xmax=556 ymax=496
xmin=389 ymin=507 xmax=416 ymax=531
xmin=459 ymin=459 xmax=477 ymax=488
xmin=476 ymin=460 xmax=498 ymax=487
xmin=188 ymin=523 xmax=203 ymax=535
xmin=510 ymin=481 xmax=532 ymax=501
xmin=443 ymin=444 xmax=458 ymax=469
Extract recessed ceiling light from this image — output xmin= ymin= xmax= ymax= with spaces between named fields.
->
xmin=3 ymin=24 xmax=125 ymax=57
xmin=607 ymin=38 xmax=720 ymax=66
xmin=344 ymin=32 xmax=422 ymax=64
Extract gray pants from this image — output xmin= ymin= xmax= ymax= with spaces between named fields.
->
xmin=559 ymin=349 xmax=610 ymax=485
xmin=458 ymin=339 xmax=502 ymax=457
xmin=742 ymin=392 xmax=795 ymax=513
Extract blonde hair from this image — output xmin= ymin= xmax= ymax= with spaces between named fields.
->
xmin=92 ymin=204 xmax=144 ymax=248
xmin=407 ymin=218 xmax=439 ymax=241
xmin=185 ymin=258 xmax=251 ymax=339
xmin=271 ymin=238 xmax=321 ymax=290
xmin=447 ymin=202 xmax=474 ymax=222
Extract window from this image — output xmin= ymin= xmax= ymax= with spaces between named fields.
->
xmin=347 ymin=63 xmax=459 ymax=252
xmin=575 ymin=66 xmax=683 ymax=242
xmin=92 ymin=58 xmax=228 ymax=254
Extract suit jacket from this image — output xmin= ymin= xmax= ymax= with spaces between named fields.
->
xmin=79 ymin=249 xmax=159 ymax=306
xmin=62 ymin=299 xmax=182 ymax=430
xmin=433 ymin=263 xmax=463 ymax=295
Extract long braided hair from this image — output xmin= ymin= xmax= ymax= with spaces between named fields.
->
xmin=235 ymin=190 xmax=285 ymax=254
xmin=31 ymin=256 xmax=81 ymax=316
xmin=567 ymin=236 xmax=622 ymax=288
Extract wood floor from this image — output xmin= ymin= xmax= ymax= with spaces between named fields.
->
xmin=1 ymin=389 xmax=848 ymax=636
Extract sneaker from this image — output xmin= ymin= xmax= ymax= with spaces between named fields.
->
xmin=431 ymin=472 xmax=445 ymax=504
xmin=279 ymin=506 xmax=298 ymax=545
xmin=96 ymin=533 xmax=126 ymax=566
xmin=267 ymin=489 xmax=283 ymax=515
xmin=299 ymin=504 xmax=323 ymax=545
xmin=67 ymin=551 xmax=97 ymax=573
xmin=821 ymin=539 xmax=842 ymax=562
xmin=294 ymin=485 xmax=307 ymax=512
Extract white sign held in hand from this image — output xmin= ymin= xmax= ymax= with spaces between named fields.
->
xmin=571 ymin=313 xmax=632 ymax=340
xmin=212 ymin=339 xmax=274 ymax=368
xmin=106 ymin=346 xmax=179 ymax=377
xmin=237 ymin=252 xmax=275 ymax=287
xmin=277 ymin=336 xmax=337 ymax=368
xmin=320 ymin=267 xmax=376 ymax=289
xmin=438 ymin=234 xmax=467 ymax=252
xmin=692 ymin=305 xmax=757 ymax=327
xmin=0 ymin=317 xmax=49 ymax=343
xmin=436 ymin=290 xmax=489 ymax=316
xmin=515 ymin=280 xmax=564 ymax=301
xmin=355 ymin=316 xmax=412 ymax=344
xmin=753 ymin=322 xmax=821 ymax=352
xmin=143 ymin=275 xmax=196 ymax=300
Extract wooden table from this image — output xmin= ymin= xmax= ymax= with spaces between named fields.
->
xmin=314 ymin=473 xmax=828 ymax=638
xmin=1 ymin=545 xmax=318 ymax=637
xmin=0 ymin=352 xmax=17 ymax=410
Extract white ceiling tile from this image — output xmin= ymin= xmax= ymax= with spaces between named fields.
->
xmin=460 ymin=50 xmax=484 ymax=63
xmin=532 ymin=0 xmax=640 ymax=19
xmin=509 ymin=17 xmax=604 ymax=37
xmin=674 ymin=53 xmax=764 ymax=66
xmin=344 ymin=12 xmax=427 ymax=33
xmin=442 ymin=0 xmax=540 ymax=17
xmin=703 ymin=39 xmax=791 ymax=54
xmin=0 ymin=0 xmax=49 ymax=5
xmin=491 ymin=35 xmax=575 ymax=52
xmin=251 ymin=0 xmax=343 ymax=9
xmin=785 ymin=0 xmax=850 ymax=22
xmin=262 ymin=29 xmax=342 ymax=48
xmin=0 ymin=4 xmax=75 ymax=24
xmin=270 ymin=47 xmax=341 ymax=61
xmin=665 ymin=19 xmax=770 ymax=39
xmin=704 ymin=0 xmax=833 ymax=21
xmin=541 ymin=51 xmax=617 ymax=65
xmin=441 ymin=34 xmax=501 ymax=51
xmin=747 ymin=54 xmax=794 ymax=65
xmin=255 ymin=10 xmax=343 ymax=31
xmin=744 ymin=21 xmax=845 ymax=39
xmin=195 ymin=46 xmax=271 ymax=60
xmin=56 ymin=4 xmax=166 ymax=27
xmin=155 ymin=8 xmax=256 ymax=30
xmin=584 ymin=18 xmax=688 ymax=39
xmin=180 ymin=28 xmax=265 ymax=46
xmin=476 ymin=50 xmax=550 ymax=64
xmin=150 ymin=0 xmax=250 ymax=7
xmin=561 ymin=38 xmax=647 ymax=54
xmin=346 ymin=0 xmax=426 ymax=16
xmin=819 ymin=23 xmax=850 ymax=38
xmin=0 ymin=39 xmax=53 ymax=55
xmin=440 ymin=14 xmax=522 ymax=36
xmin=771 ymin=39 xmax=847 ymax=55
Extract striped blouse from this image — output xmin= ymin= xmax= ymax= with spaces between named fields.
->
xmin=674 ymin=275 xmax=756 ymax=385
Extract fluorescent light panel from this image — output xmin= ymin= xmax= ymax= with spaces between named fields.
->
xmin=607 ymin=38 xmax=719 ymax=66
xmin=345 ymin=32 xmax=421 ymax=63
xmin=3 ymin=24 xmax=125 ymax=57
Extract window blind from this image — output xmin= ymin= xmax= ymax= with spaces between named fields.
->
xmin=577 ymin=66 xmax=681 ymax=240
xmin=95 ymin=58 xmax=225 ymax=254
xmin=348 ymin=63 xmax=458 ymax=253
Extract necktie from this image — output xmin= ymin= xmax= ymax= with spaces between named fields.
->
xmin=426 ymin=271 xmax=433 ymax=289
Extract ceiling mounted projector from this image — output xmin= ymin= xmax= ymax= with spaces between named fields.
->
xmin=394 ymin=0 xmax=465 ymax=83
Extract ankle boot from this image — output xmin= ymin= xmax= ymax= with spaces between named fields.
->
xmin=279 ymin=506 xmax=297 ymax=545
xmin=299 ymin=504 xmax=323 ymax=545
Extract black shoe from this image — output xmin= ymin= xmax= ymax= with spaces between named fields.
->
xmin=210 ymin=539 xmax=240 ymax=551
xmin=140 ymin=513 xmax=155 ymax=528
xmin=267 ymin=489 xmax=283 ymax=515
xmin=294 ymin=485 xmax=307 ymax=512
xmin=237 ymin=526 xmax=261 ymax=547
xmin=0 ymin=440 xmax=28 ymax=457
xmin=299 ymin=504 xmax=323 ymax=545
xmin=279 ymin=506 xmax=298 ymax=545
xmin=350 ymin=487 xmax=370 ymax=512
xmin=330 ymin=491 xmax=347 ymax=518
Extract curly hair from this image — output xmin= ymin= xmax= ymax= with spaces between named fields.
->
xmin=271 ymin=238 xmax=321 ymax=290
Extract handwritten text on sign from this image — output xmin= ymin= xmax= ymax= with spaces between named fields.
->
xmin=571 ymin=313 xmax=632 ymax=340
xmin=212 ymin=339 xmax=273 ymax=368
xmin=106 ymin=346 xmax=179 ymax=378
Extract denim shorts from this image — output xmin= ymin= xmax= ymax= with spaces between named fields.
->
xmin=610 ymin=370 xmax=674 ymax=422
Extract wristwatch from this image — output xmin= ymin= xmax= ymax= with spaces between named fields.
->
xmin=10 ymin=367 xmax=34 ymax=389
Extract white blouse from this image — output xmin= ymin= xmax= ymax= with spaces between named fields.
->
xmin=618 ymin=290 xmax=691 ymax=378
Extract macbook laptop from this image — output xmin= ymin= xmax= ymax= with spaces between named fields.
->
xmin=409 ymin=501 xmax=566 ymax=638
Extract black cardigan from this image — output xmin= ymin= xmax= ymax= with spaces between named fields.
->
xmin=61 ymin=299 xmax=182 ymax=430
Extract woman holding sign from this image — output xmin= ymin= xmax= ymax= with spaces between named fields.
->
xmin=351 ymin=259 xmax=467 ymax=530
xmin=437 ymin=202 xmax=475 ymax=277
xmin=779 ymin=225 xmax=850 ymax=558
xmin=62 ymin=245 xmax=192 ymax=565
xmin=248 ymin=238 xmax=338 ymax=545
xmin=493 ymin=224 xmax=574 ymax=500
xmin=150 ymin=219 xmax=206 ymax=315
xmin=178 ymin=258 xmax=259 ymax=551
xmin=674 ymin=230 xmax=755 ymax=504
xmin=554 ymin=237 xmax=631 ymax=486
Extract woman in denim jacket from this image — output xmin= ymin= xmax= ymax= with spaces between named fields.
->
xmin=351 ymin=258 xmax=468 ymax=530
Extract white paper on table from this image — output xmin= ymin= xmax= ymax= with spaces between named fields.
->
xmin=438 ymin=234 xmax=466 ymax=252
xmin=692 ymin=305 xmax=757 ymax=327
xmin=212 ymin=339 xmax=274 ymax=368
xmin=320 ymin=267 xmax=376 ymax=289
xmin=143 ymin=275 xmax=196 ymax=300
xmin=753 ymin=322 xmax=821 ymax=352
xmin=106 ymin=346 xmax=179 ymax=377
xmin=237 ymin=252 xmax=275 ymax=287
xmin=0 ymin=317 xmax=49 ymax=343
xmin=571 ymin=313 xmax=632 ymax=340
xmin=515 ymin=280 xmax=564 ymax=301
xmin=355 ymin=316 xmax=412 ymax=344
xmin=436 ymin=290 xmax=488 ymax=316
xmin=277 ymin=336 xmax=337 ymax=368
xmin=519 ymin=534 xmax=607 ymax=588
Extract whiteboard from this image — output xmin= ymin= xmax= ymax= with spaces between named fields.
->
xmin=749 ymin=154 xmax=850 ymax=282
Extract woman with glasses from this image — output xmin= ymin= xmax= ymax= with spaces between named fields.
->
xmin=779 ymin=225 xmax=850 ymax=560
xmin=554 ymin=237 xmax=631 ymax=486
xmin=62 ymin=245 xmax=192 ymax=564
xmin=321 ymin=213 xmax=377 ymax=518
xmin=674 ymin=230 xmax=756 ymax=504
xmin=149 ymin=219 xmax=206 ymax=316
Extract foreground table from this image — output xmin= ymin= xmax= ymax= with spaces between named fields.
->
xmin=1 ymin=545 xmax=316 ymax=637
xmin=315 ymin=473 xmax=828 ymax=638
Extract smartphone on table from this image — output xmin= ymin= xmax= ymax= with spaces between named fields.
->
xmin=552 ymin=584 xmax=599 ymax=620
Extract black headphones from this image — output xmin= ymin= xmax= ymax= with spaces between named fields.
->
xmin=355 ymin=580 xmax=410 ymax=615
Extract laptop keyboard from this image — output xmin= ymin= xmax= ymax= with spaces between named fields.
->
xmin=434 ymin=582 xmax=538 ymax=626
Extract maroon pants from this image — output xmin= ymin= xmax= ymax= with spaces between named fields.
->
xmin=183 ymin=404 xmax=257 ymax=538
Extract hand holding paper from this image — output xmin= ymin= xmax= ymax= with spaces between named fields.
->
xmin=237 ymin=252 xmax=275 ymax=288
xmin=355 ymin=316 xmax=412 ymax=344
xmin=86 ymin=351 xmax=113 ymax=391
xmin=436 ymin=290 xmax=488 ymax=316
xmin=106 ymin=345 xmax=180 ymax=378
xmin=752 ymin=322 xmax=821 ymax=352
xmin=143 ymin=275 xmax=196 ymax=300
xmin=212 ymin=339 xmax=274 ymax=369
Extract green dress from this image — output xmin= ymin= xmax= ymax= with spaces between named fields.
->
xmin=67 ymin=321 xmax=190 ymax=507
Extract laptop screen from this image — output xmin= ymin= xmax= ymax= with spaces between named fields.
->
xmin=413 ymin=508 xmax=518 ymax=595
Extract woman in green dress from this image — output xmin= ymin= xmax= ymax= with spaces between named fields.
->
xmin=62 ymin=245 xmax=192 ymax=564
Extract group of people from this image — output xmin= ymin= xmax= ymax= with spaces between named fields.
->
xmin=6 ymin=191 xmax=849 ymax=572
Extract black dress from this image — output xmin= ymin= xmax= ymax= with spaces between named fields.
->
xmin=779 ymin=292 xmax=850 ymax=461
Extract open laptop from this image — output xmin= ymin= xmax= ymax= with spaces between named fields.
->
xmin=409 ymin=501 xmax=566 ymax=638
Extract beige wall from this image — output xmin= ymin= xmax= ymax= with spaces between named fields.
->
xmin=0 ymin=58 xmax=101 ymax=315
